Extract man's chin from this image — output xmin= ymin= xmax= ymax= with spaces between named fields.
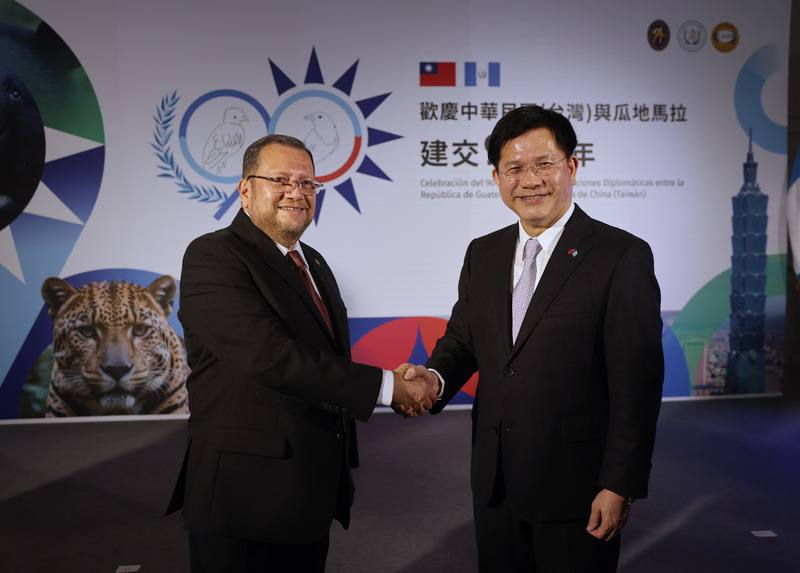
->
xmin=276 ymin=220 xmax=311 ymax=244
xmin=516 ymin=200 xmax=570 ymax=230
xmin=251 ymin=213 xmax=311 ymax=244
xmin=516 ymin=205 xmax=550 ymax=224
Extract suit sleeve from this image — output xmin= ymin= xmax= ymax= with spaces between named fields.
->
xmin=599 ymin=238 xmax=664 ymax=499
xmin=428 ymin=241 xmax=479 ymax=413
xmin=178 ymin=234 xmax=382 ymax=422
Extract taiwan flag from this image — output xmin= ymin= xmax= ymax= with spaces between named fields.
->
xmin=419 ymin=62 xmax=456 ymax=86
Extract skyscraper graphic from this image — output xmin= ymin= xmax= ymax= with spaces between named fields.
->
xmin=726 ymin=130 xmax=768 ymax=394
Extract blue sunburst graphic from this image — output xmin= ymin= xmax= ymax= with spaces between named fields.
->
xmin=268 ymin=48 xmax=402 ymax=223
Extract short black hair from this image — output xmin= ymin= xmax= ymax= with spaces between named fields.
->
xmin=486 ymin=105 xmax=577 ymax=168
xmin=241 ymin=134 xmax=315 ymax=177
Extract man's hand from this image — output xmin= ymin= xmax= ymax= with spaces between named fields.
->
xmin=586 ymin=489 xmax=631 ymax=541
xmin=391 ymin=363 xmax=439 ymax=417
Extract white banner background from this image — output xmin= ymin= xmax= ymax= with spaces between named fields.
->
xmin=0 ymin=0 xmax=790 ymax=410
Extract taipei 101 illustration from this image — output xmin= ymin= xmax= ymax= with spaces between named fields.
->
xmin=726 ymin=129 xmax=768 ymax=394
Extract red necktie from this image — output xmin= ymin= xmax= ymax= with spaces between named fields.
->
xmin=287 ymin=250 xmax=334 ymax=335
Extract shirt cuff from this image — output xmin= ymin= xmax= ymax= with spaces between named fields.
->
xmin=428 ymin=368 xmax=446 ymax=399
xmin=378 ymin=369 xmax=395 ymax=406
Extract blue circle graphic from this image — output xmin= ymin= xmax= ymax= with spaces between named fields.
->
xmin=179 ymin=89 xmax=271 ymax=184
xmin=734 ymin=44 xmax=786 ymax=155
xmin=269 ymin=89 xmax=362 ymax=137
xmin=662 ymin=322 xmax=691 ymax=397
xmin=269 ymin=89 xmax=363 ymax=182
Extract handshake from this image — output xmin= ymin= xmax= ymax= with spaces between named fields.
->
xmin=391 ymin=363 xmax=440 ymax=417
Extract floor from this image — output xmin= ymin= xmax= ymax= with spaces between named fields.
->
xmin=1 ymin=397 xmax=798 ymax=572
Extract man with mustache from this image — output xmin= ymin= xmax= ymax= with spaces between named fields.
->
xmin=169 ymin=134 xmax=437 ymax=572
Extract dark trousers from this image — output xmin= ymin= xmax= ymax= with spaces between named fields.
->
xmin=474 ymin=450 xmax=619 ymax=573
xmin=474 ymin=499 xmax=619 ymax=573
xmin=188 ymin=529 xmax=330 ymax=573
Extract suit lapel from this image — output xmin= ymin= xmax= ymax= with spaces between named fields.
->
xmin=507 ymin=205 xmax=595 ymax=365
xmin=303 ymin=243 xmax=348 ymax=355
xmin=229 ymin=210 xmax=339 ymax=347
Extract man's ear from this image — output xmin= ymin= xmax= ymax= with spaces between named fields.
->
xmin=568 ymin=155 xmax=579 ymax=184
xmin=238 ymin=178 xmax=250 ymax=209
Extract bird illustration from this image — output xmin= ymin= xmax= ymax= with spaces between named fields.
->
xmin=302 ymin=111 xmax=339 ymax=163
xmin=0 ymin=66 xmax=45 ymax=231
xmin=202 ymin=107 xmax=249 ymax=175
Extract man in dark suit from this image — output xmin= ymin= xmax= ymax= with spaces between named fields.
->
xmin=169 ymin=134 xmax=437 ymax=572
xmin=405 ymin=106 xmax=664 ymax=572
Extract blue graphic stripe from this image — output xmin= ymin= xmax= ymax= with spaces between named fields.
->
xmin=215 ymin=191 xmax=240 ymax=220
xmin=489 ymin=62 xmax=500 ymax=87
xmin=464 ymin=62 xmax=477 ymax=86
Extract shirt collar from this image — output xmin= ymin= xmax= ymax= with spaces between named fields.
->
xmin=274 ymin=240 xmax=309 ymax=266
xmin=516 ymin=201 xmax=575 ymax=254
xmin=242 ymin=209 xmax=310 ymax=266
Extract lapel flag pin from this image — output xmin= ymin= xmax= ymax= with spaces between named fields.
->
xmin=567 ymin=248 xmax=578 ymax=258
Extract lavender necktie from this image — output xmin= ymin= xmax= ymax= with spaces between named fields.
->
xmin=511 ymin=238 xmax=542 ymax=343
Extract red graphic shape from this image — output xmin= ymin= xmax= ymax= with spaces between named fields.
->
xmin=352 ymin=317 xmax=478 ymax=398
xmin=352 ymin=317 xmax=420 ymax=369
xmin=317 ymin=136 xmax=362 ymax=183
xmin=417 ymin=317 xmax=478 ymax=397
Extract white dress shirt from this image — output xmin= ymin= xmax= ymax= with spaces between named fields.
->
xmin=512 ymin=201 xmax=575 ymax=294
xmin=431 ymin=201 xmax=576 ymax=401
xmin=275 ymin=240 xmax=395 ymax=407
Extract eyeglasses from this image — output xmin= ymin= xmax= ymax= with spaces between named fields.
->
xmin=497 ymin=156 xmax=570 ymax=182
xmin=247 ymin=175 xmax=323 ymax=196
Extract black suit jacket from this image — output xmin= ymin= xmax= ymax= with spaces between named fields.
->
xmin=168 ymin=209 xmax=382 ymax=544
xmin=428 ymin=205 xmax=664 ymax=522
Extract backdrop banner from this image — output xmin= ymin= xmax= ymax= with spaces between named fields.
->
xmin=0 ymin=0 xmax=790 ymax=418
